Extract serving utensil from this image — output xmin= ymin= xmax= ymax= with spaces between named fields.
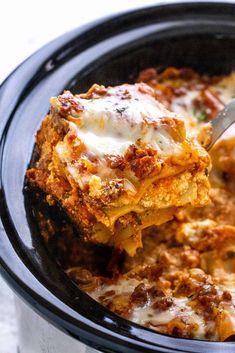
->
xmin=207 ymin=100 xmax=235 ymax=150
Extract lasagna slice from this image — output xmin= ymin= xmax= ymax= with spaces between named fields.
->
xmin=27 ymin=82 xmax=211 ymax=255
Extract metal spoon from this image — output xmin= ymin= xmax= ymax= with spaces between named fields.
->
xmin=206 ymin=100 xmax=235 ymax=150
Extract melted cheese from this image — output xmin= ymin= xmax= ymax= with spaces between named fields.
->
xmin=131 ymin=297 xmax=206 ymax=339
xmin=171 ymin=90 xmax=199 ymax=132
xmin=55 ymin=84 xmax=186 ymax=161
xmin=91 ymin=277 xmax=207 ymax=339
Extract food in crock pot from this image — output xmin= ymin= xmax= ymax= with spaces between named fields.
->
xmin=27 ymin=81 xmax=211 ymax=256
xmin=27 ymin=67 xmax=235 ymax=341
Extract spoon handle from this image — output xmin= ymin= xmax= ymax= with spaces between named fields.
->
xmin=207 ymin=99 xmax=235 ymax=150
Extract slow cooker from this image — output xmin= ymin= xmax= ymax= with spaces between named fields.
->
xmin=1 ymin=1 xmax=235 ymax=352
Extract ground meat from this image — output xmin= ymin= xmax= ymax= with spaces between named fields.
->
xmin=152 ymin=297 xmax=174 ymax=311
xmin=130 ymin=283 xmax=148 ymax=306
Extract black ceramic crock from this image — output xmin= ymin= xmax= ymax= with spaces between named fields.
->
xmin=1 ymin=1 xmax=235 ymax=352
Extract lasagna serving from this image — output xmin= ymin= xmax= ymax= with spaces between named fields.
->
xmin=27 ymin=67 xmax=235 ymax=341
xmin=27 ymin=81 xmax=210 ymax=256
